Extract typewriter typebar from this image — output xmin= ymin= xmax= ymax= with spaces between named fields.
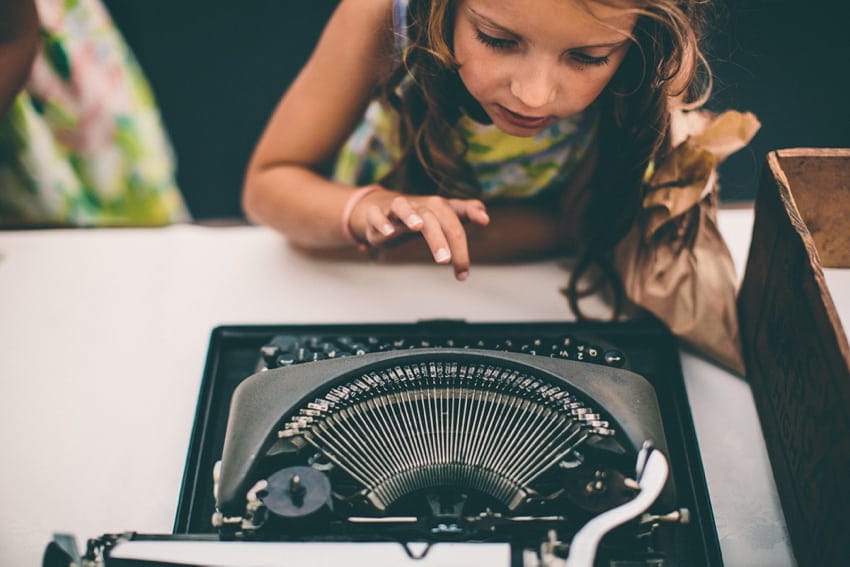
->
xmin=211 ymin=346 xmax=691 ymax=566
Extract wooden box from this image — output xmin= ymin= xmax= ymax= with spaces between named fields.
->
xmin=738 ymin=148 xmax=850 ymax=567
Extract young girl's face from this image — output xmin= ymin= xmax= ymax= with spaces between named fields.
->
xmin=453 ymin=0 xmax=637 ymax=137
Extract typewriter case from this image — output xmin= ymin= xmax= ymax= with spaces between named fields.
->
xmin=168 ymin=320 xmax=721 ymax=566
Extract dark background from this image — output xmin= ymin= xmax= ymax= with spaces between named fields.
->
xmin=103 ymin=0 xmax=850 ymax=221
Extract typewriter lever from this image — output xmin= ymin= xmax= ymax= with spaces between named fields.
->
xmin=541 ymin=442 xmax=684 ymax=567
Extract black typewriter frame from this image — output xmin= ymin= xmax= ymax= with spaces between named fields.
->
xmin=174 ymin=319 xmax=722 ymax=566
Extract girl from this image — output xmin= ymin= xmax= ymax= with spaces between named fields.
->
xmin=242 ymin=0 xmax=758 ymax=373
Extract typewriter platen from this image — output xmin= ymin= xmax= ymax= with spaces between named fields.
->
xmin=69 ymin=320 xmax=721 ymax=566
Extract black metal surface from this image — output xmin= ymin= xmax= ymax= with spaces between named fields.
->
xmin=174 ymin=319 xmax=722 ymax=565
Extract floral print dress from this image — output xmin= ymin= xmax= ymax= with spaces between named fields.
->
xmin=0 ymin=0 xmax=188 ymax=226
xmin=333 ymin=99 xmax=597 ymax=201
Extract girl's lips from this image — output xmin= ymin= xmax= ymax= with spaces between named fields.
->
xmin=495 ymin=104 xmax=550 ymax=129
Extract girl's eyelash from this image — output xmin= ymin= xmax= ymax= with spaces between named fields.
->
xmin=473 ymin=27 xmax=611 ymax=68
xmin=475 ymin=29 xmax=516 ymax=50
xmin=570 ymin=53 xmax=610 ymax=67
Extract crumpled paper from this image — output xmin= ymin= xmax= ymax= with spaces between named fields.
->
xmin=613 ymin=109 xmax=761 ymax=375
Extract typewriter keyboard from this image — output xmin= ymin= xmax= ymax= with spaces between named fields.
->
xmin=258 ymin=332 xmax=627 ymax=370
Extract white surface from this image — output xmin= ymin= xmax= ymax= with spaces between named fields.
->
xmin=824 ymin=268 xmax=850 ymax=334
xmin=0 ymin=210 xmax=796 ymax=566
xmin=108 ymin=540 xmax=511 ymax=566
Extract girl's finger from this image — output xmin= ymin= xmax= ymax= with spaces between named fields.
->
xmin=416 ymin=209 xmax=453 ymax=265
xmin=389 ymin=196 xmax=425 ymax=231
xmin=438 ymin=211 xmax=472 ymax=280
xmin=466 ymin=201 xmax=490 ymax=226
xmin=420 ymin=207 xmax=472 ymax=280
xmin=448 ymin=199 xmax=490 ymax=226
xmin=366 ymin=205 xmax=396 ymax=238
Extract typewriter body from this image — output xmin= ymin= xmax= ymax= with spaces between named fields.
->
xmin=61 ymin=320 xmax=720 ymax=566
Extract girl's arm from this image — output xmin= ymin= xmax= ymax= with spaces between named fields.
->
xmin=242 ymin=0 xmax=394 ymax=243
xmin=243 ymin=0 xmax=488 ymax=279
xmin=299 ymin=160 xmax=593 ymax=266
xmin=0 ymin=0 xmax=39 ymax=117
xmin=288 ymin=134 xmax=596 ymax=266
xmin=373 ymin=150 xmax=593 ymax=264
xmin=375 ymin=200 xmax=577 ymax=263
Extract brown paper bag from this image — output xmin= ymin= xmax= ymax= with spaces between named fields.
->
xmin=613 ymin=109 xmax=761 ymax=375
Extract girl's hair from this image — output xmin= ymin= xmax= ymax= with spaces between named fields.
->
xmin=380 ymin=0 xmax=713 ymax=318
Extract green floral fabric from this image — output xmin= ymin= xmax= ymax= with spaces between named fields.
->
xmin=0 ymin=0 xmax=188 ymax=226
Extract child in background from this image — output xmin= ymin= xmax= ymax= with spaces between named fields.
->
xmin=0 ymin=0 xmax=188 ymax=226
xmin=242 ymin=0 xmax=759 ymax=373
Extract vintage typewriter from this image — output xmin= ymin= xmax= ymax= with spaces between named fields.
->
xmin=48 ymin=320 xmax=721 ymax=566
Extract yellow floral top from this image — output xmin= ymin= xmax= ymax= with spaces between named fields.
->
xmin=333 ymin=99 xmax=597 ymax=201
xmin=0 ymin=0 xmax=188 ymax=226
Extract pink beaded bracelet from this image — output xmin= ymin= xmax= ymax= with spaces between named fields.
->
xmin=340 ymin=186 xmax=379 ymax=245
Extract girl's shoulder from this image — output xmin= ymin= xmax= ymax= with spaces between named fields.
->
xmin=337 ymin=0 xmax=395 ymax=26
xmin=315 ymin=0 xmax=398 ymax=83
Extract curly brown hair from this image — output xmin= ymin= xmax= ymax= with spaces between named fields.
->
xmin=379 ymin=0 xmax=713 ymax=318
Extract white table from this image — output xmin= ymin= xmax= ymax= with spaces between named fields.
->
xmin=0 ymin=209 xmax=795 ymax=566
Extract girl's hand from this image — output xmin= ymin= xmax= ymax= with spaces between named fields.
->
xmin=347 ymin=186 xmax=490 ymax=280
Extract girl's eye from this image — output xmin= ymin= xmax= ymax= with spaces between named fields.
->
xmin=569 ymin=52 xmax=610 ymax=67
xmin=475 ymin=29 xmax=516 ymax=50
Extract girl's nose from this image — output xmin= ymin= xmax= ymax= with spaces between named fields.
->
xmin=509 ymin=62 xmax=558 ymax=109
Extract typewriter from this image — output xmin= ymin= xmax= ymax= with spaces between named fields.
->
xmin=48 ymin=320 xmax=720 ymax=566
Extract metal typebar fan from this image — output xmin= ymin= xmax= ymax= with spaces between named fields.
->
xmin=278 ymin=358 xmax=613 ymax=510
xmin=215 ymin=348 xmax=669 ymax=526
